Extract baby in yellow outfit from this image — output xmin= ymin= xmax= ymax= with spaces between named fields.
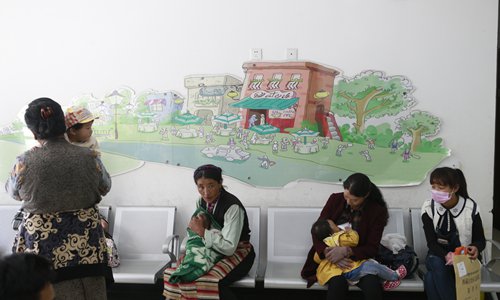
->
xmin=311 ymin=219 xmax=407 ymax=290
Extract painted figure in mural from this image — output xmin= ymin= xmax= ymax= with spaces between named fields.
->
xmin=0 ymin=253 xmax=56 ymax=300
xmin=322 ymin=138 xmax=330 ymax=149
xmin=260 ymin=114 xmax=265 ymax=125
xmin=301 ymin=173 xmax=389 ymax=300
xmin=170 ymin=126 xmax=178 ymax=137
xmin=241 ymin=139 xmax=249 ymax=150
xmin=336 ymin=144 xmax=346 ymax=157
xmin=280 ymin=138 xmax=290 ymax=151
xmin=248 ymin=114 xmax=257 ymax=127
xmin=250 ymin=133 xmax=258 ymax=144
xmin=159 ymin=127 xmax=169 ymax=140
xmin=390 ymin=139 xmax=399 ymax=153
xmin=241 ymin=129 xmax=249 ymax=141
xmin=205 ymin=132 xmax=215 ymax=144
xmin=402 ymin=148 xmax=411 ymax=162
xmin=236 ymin=127 xmax=243 ymax=139
xmin=241 ymin=134 xmax=249 ymax=145
xmin=310 ymin=219 xmax=407 ymax=290
xmin=272 ymin=141 xmax=279 ymax=154
xmin=5 ymin=98 xmax=112 ymax=300
xmin=65 ymin=106 xmax=101 ymax=156
xmin=421 ymin=167 xmax=485 ymax=300
xmin=198 ymin=126 xmax=205 ymax=138
xmin=214 ymin=123 xmax=221 ymax=135
xmin=360 ymin=150 xmax=372 ymax=162
xmin=367 ymin=139 xmax=375 ymax=150
xmin=163 ymin=164 xmax=255 ymax=300
xmin=258 ymin=154 xmax=275 ymax=169
xmin=227 ymin=137 xmax=236 ymax=147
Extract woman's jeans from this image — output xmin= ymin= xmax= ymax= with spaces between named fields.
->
xmin=344 ymin=260 xmax=398 ymax=282
xmin=424 ymin=254 xmax=456 ymax=300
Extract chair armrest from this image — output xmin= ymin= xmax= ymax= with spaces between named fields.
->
xmin=179 ymin=236 xmax=188 ymax=256
xmin=162 ymin=234 xmax=179 ymax=261
xmin=484 ymin=239 xmax=500 ymax=271
xmin=487 ymin=238 xmax=500 ymax=251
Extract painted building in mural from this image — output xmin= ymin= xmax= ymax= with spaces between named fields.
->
xmin=184 ymin=75 xmax=243 ymax=123
xmin=232 ymin=61 xmax=342 ymax=139
xmin=144 ymin=91 xmax=184 ymax=120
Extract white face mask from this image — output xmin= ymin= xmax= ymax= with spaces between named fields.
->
xmin=431 ymin=189 xmax=451 ymax=204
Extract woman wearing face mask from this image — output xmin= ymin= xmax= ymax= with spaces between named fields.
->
xmin=421 ymin=167 xmax=485 ymax=300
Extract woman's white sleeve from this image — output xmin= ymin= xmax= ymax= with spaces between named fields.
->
xmin=204 ymin=204 xmax=244 ymax=256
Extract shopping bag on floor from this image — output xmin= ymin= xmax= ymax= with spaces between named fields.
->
xmin=453 ymin=254 xmax=481 ymax=300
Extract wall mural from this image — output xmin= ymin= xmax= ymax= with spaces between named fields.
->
xmin=0 ymin=61 xmax=450 ymax=187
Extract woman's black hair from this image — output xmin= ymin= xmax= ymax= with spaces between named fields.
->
xmin=24 ymin=97 xmax=66 ymax=140
xmin=0 ymin=253 xmax=55 ymax=300
xmin=343 ymin=173 xmax=388 ymax=224
xmin=193 ymin=164 xmax=223 ymax=184
xmin=311 ymin=219 xmax=333 ymax=241
xmin=430 ymin=167 xmax=469 ymax=199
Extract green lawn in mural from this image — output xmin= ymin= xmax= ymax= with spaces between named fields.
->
xmin=0 ymin=140 xmax=26 ymax=179
xmin=0 ymin=139 xmax=143 ymax=182
xmin=95 ymin=124 xmax=447 ymax=187
xmin=0 ymin=121 xmax=448 ymax=187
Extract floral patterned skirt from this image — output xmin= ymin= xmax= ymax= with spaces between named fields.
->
xmin=13 ymin=205 xmax=110 ymax=282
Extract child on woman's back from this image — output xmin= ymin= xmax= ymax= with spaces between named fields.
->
xmin=65 ymin=106 xmax=100 ymax=155
xmin=311 ymin=219 xmax=407 ymax=290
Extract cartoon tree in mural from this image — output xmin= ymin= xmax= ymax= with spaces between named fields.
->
xmin=332 ymin=71 xmax=416 ymax=134
xmin=396 ymin=110 xmax=440 ymax=152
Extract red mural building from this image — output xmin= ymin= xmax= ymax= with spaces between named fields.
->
xmin=232 ymin=61 xmax=342 ymax=140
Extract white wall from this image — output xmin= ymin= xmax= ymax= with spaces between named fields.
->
xmin=0 ymin=0 xmax=497 ymax=244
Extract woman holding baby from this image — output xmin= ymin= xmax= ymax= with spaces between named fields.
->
xmin=163 ymin=164 xmax=255 ymax=300
xmin=301 ymin=173 xmax=389 ymax=300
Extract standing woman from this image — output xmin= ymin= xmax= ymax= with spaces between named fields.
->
xmin=5 ymin=98 xmax=112 ymax=299
xmin=421 ymin=167 xmax=485 ymax=300
xmin=301 ymin=173 xmax=388 ymax=300
xmin=164 ymin=164 xmax=255 ymax=300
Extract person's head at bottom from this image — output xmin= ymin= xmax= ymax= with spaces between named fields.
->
xmin=0 ymin=253 xmax=56 ymax=300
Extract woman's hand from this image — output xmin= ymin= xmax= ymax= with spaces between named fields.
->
xmin=466 ymin=245 xmax=479 ymax=259
xmin=188 ymin=216 xmax=205 ymax=238
xmin=445 ymin=252 xmax=454 ymax=265
xmin=335 ymin=258 xmax=354 ymax=270
xmin=324 ymin=246 xmax=350 ymax=264
xmin=176 ymin=254 xmax=185 ymax=266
